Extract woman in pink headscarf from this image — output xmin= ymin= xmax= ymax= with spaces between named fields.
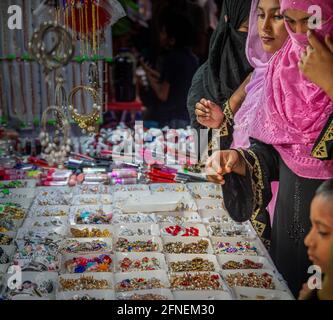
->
xmin=206 ymin=0 xmax=333 ymax=296
xmin=195 ymin=0 xmax=289 ymax=245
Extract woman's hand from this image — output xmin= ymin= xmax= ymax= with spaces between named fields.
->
xmin=298 ymin=283 xmax=313 ymax=300
xmin=205 ymin=150 xmax=246 ymax=184
xmin=299 ymin=31 xmax=333 ymax=100
xmin=195 ymin=98 xmax=225 ymax=129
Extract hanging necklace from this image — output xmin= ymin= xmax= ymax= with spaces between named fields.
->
xmin=19 ymin=62 xmax=28 ymax=115
xmin=8 ymin=63 xmax=18 ymax=116
xmin=39 ymin=105 xmax=71 ymax=168
xmin=30 ymin=63 xmax=36 ymax=118
xmin=55 ymin=75 xmax=68 ymax=126
xmin=0 ymin=74 xmax=4 ymax=117
xmin=29 ymin=21 xmax=75 ymax=74
xmin=80 ymin=62 xmax=87 ymax=114
xmin=92 ymin=0 xmax=97 ymax=56
xmin=68 ymin=85 xmax=101 ymax=134
xmin=84 ymin=0 xmax=89 ymax=56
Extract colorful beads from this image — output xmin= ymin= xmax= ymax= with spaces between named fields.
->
xmin=64 ymin=254 xmax=113 ymax=273
xmin=222 ymin=259 xmax=264 ymax=270
xmin=59 ymin=276 xmax=110 ymax=291
xmin=225 ymin=272 xmax=275 ymax=290
xmin=70 ymin=227 xmax=111 ymax=238
xmin=116 ymin=238 xmax=159 ymax=253
xmin=170 ymin=273 xmax=221 ymax=290
xmin=170 ymin=258 xmax=215 ymax=272
xmin=214 ymin=242 xmax=258 ymax=255
xmin=116 ymin=278 xmax=165 ymax=292
xmin=118 ymin=257 xmax=161 ymax=272
xmin=162 ymin=225 xmax=200 ymax=237
xmin=76 ymin=210 xmax=113 ymax=225
xmin=60 ymin=240 xmax=109 ymax=254
xmin=163 ymin=240 xmax=210 ymax=254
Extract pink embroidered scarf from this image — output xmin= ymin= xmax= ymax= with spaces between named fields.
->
xmin=249 ymin=0 xmax=333 ymax=179
xmin=232 ymin=0 xmax=274 ymax=149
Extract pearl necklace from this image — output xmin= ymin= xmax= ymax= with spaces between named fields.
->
xmin=39 ymin=106 xmax=71 ymax=169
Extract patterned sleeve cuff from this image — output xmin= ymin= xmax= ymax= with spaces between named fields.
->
xmin=237 ymin=148 xmax=271 ymax=248
xmin=312 ymin=114 xmax=333 ymax=160
xmin=218 ymin=100 xmax=234 ymax=138
xmin=223 ymin=100 xmax=234 ymax=126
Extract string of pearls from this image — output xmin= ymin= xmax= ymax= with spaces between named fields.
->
xmin=39 ymin=106 xmax=71 ymax=168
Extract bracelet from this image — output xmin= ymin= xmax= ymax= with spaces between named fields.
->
xmin=29 ymin=21 xmax=75 ymax=74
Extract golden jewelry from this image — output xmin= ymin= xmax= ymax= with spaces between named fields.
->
xmin=68 ymin=85 xmax=101 ymax=134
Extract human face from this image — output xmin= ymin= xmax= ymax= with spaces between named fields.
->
xmin=257 ymin=0 xmax=289 ymax=54
xmin=283 ymin=9 xmax=312 ymax=34
xmin=305 ymin=195 xmax=333 ymax=273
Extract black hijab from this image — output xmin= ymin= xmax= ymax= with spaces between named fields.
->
xmin=187 ymin=0 xmax=253 ymax=130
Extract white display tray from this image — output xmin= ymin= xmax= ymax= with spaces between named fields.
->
xmin=199 ymin=209 xmax=231 ymax=224
xmin=169 ymin=272 xmax=227 ymax=291
xmin=160 ymin=223 xmax=208 ymax=237
xmin=3 ymin=271 xmax=58 ymax=300
xmin=196 ymin=199 xmax=226 ymax=211
xmin=22 ymin=217 xmax=68 ymax=229
xmin=217 ymin=254 xmax=275 ymax=271
xmin=56 ymin=289 xmax=116 ymax=300
xmin=16 ymin=226 xmax=68 ymax=240
xmin=211 ymin=237 xmax=264 ymax=256
xmin=67 ymin=225 xmax=113 ymax=238
xmin=60 ymin=252 xmax=115 ymax=274
xmin=173 ymin=290 xmax=232 ymax=300
xmin=121 ymin=193 xmax=196 ymax=213
xmin=166 ymin=254 xmax=220 ymax=273
xmin=114 ymin=236 xmax=163 ymax=253
xmin=116 ymin=288 xmax=173 ymax=300
xmin=234 ymin=287 xmax=294 ymax=300
xmin=112 ymin=184 xmax=150 ymax=193
xmin=28 ymin=205 xmax=70 ymax=218
xmin=115 ymin=270 xmax=170 ymax=292
xmin=115 ymin=223 xmax=160 ymax=237
xmin=221 ymin=269 xmax=286 ymax=291
xmin=60 ymin=238 xmax=113 ymax=254
xmin=207 ymin=222 xmax=255 ymax=238
xmin=187 ymin=183 xmax=223 ymax=200
xmin=112 ymin=213 xmax=157 ymax=224
xmin=162 ymin=237 xmax=214 ymax=255
xmin=150 ymin=183 xmax=188 ymax=193
xmin=58 ymin=272 xmax=114 ymax=291
xmin=156 ymin=211 xmax=202 ymax=224
xmin=115 ymin=252 xmax=168 ymax=272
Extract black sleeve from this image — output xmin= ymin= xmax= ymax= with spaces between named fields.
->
xmin=312 ymin=113 xmax=333 ymax=160
xmin=159 ymin=54 xmax=176 ymax=84
xmin=187 ymin=63 xmax=207 ymax=131
xmin=222 ymin=139 xmax=280 ymax=248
